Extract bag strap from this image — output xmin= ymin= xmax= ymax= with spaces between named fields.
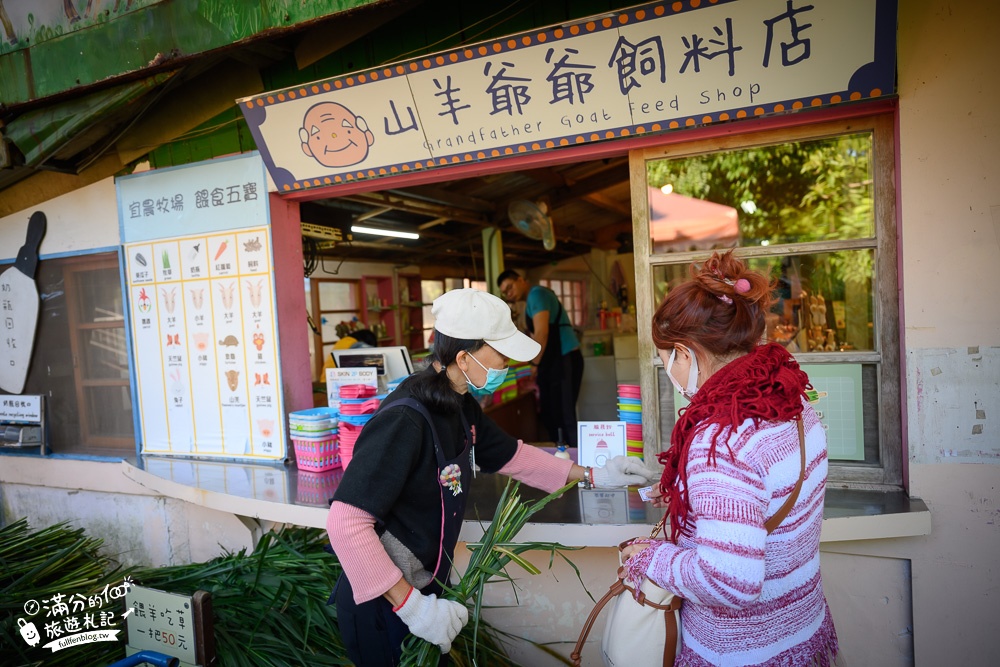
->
xmin=569 ymin=576 xmax=627 ymax=665
xmin=763 ymin=418 xmax=807 ymax=534
xmin=569 ymin=568 xmax=682 ymax=667
xmin=570 ymin=418 xmax=807 ymax=667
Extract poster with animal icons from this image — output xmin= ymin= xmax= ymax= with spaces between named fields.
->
xmin=125 ymin=226 xmax=284 ymax=460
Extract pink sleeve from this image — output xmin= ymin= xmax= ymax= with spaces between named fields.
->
xmin=498 ymin=440 xmax=574 ymax=493
xmin=327 ymin=501 xmax=404 ymax=604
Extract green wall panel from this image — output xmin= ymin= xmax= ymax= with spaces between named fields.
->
xmin=0 ymin=0 xmax=379 ymax=107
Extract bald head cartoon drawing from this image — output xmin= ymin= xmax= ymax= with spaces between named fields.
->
xmin=299 ymin=102 xmax=375 ymax=168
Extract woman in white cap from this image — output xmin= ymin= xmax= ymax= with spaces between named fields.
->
xmin=327 ymin=288 xmax=659 ymax=666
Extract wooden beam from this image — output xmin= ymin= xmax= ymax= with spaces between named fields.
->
xmin=344 ymin=192 xmax=491 ymax=227
xmin=582 ymin=192 xmax=631 ymax=216
xmin=294 ymin=0 xmax=418 ymax=70
xmin=354 ymin=206 xmax=393 ymax=222
xmin=522 ymin=167 xmax=568 ymax=188
xmin=392 ymin=184 xmax=495 ymax=213
xmin=417 ymin=216 xmax=450 ymax=230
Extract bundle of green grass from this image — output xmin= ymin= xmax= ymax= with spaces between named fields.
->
xmin=0 ymin=521 xmax=350 ymax=666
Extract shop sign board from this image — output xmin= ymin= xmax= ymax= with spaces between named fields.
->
xmin=238 ymin=0 xmax=897 ymax=193
xmin=0 ymin=394 xmax=41 ymax=422
xmin=117 ymin=153 xmax=269 ymax=243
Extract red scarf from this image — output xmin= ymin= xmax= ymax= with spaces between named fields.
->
xmin=657 ymin=343 xmax=810 ymax=542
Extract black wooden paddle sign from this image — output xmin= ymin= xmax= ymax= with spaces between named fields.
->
xmin=0 ymin=211 xmax=46 ymax=394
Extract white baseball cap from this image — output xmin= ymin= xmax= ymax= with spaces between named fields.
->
xmin=432 ymin=288 xmax=541 ymax=362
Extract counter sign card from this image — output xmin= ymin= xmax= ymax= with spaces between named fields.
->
xmin=577 ymin=421 xmax=627 ymax=468
xmin=124 ymin=585 xmax=196 ymax=665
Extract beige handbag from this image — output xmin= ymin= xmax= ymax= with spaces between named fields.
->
xmin=571 ymin=420 xmax=806 ymax=667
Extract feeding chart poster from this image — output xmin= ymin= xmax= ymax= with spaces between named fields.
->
xmin=125 ymin=226 xmax=285 ymax=460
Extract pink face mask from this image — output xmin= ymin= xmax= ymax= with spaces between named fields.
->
xmin=666 ymin=347 xmax=699 ymax=399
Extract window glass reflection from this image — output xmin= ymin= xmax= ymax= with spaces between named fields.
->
xmin=652 ymin=249 xmax=875 ymax=353
xmin=646 ymin=133 xmax=875 ymax=251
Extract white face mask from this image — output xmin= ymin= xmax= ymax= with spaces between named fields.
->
xmin=666 ymin=347 xmax=699 ymax=399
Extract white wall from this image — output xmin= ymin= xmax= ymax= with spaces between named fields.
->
xmin=897 ymin=1 xmax=1000 ymax=664
xmin=0 ymin=177 xmax=121 ymax=258
xmin=0 ymin=458 xmax=253 ymax=567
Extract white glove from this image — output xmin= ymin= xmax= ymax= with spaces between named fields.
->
xmin=394 ymin=588 xmax=468 ymax=654
xmin=593 ymin=455 xmax=661 ymax=488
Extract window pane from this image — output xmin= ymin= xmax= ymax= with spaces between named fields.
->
xmin=646 ymin=133 xmax=875 ymax=251
xmin=76 ymin=270 xmax=125 ymax=324
xmin=80 ymin=328 xmax=129 ymax=380
xmin=421 ymin=280 xmax=445 ymax=330
xmin=318 ymin=281 xmax=357 ymax=310
xmin=652 ymin=249 xmax=875 ymax=353
xmin=84 ymin=386 xmax=134 ymax=439
xmin=3 ymin=253 xmax=135 ymax=454
xmin=657 ymin=362 xmax=879 ymax=465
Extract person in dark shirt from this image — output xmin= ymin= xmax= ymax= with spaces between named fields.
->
xmin=327 ymin=288 xmax=658 ymax=665
xmin=497 ymin=270 xmax=584 ymax=446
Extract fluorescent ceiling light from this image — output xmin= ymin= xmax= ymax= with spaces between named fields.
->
xmin=350 ymin=225 xmax=419 ymax=240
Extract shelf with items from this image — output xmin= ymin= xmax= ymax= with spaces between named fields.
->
xmin=396 ymin=273 xmax=426 ymax=352
xmin=360 ymin=275 xmax=397 ymax=345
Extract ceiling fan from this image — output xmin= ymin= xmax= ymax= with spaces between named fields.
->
xmin=507 ymin=200 xmax=556 ymax=251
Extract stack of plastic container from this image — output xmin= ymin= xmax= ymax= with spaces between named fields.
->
xmin=493 ymin=369 xmax=519 ymax=405
xmin=296 ymin=466 xmax=344 ymax=505
xmin=336 ymin=384 xmax=380 ymax=469
xmin=289 ymin=407 xmax=340 ymax=472
xmin=617 ymin=383 xmax=644 ymax=459
xmin=511 ymin=362 xmax=533 ymax=392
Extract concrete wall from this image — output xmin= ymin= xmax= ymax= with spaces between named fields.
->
xmin=0 ymin=176 xmax=120 ymax=258
xmin=896 ymin=0 xmax=1000 ymax=664
xmin=0 ymin=458 xmax=253 ymax=567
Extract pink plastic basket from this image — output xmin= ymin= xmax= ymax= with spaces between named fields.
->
xmin=296 ymin=468 xmax=344 ymax=504
xmin=293 ymin=435 xmax=342 ymax=472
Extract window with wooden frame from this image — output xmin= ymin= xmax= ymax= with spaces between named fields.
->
xmin=419 ymin=278 xmax=466 ymax=348
xmin=0 ymin=252 xmax=135 ymax=455
xmin=631 ymin=114 xmax=902 ymax=488
xmin=539 ymin=278 xmax=586 ymax=328
xmin=309 ymin=278 xmax=362 ymax=380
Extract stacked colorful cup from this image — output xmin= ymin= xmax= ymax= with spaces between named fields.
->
xmin=617 ymin=383 xmax=644 ymax=459
xmin=289 ymin=407 xmax=341 ymax=472
xmin=336 ymin=384 xmax=380 ymax=469
xmin=493 ymin=370 xmax=519 ymax=405
xmin=511 ymin=362 xmax=533 ymax=392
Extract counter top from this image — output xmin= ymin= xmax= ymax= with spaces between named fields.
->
xmin=122 ymin=454 xmax=931 ymax=548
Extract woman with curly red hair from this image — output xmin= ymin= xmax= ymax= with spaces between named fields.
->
xmin=621 ymin=250 xmax=839 ymax=666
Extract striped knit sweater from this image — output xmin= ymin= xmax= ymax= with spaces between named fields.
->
xmin=629 ymin=403 xmax=838 ymax=666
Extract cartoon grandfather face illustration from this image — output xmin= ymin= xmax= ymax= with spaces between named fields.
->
xmin=299 ymin=102 xmax=375 ymax=168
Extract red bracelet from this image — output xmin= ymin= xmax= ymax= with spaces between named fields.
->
xmin=392 ymin=585 xmax=414 ymax=612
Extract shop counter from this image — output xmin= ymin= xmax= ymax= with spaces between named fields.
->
xmin=122 ymin=453 xmax=931 ymax=548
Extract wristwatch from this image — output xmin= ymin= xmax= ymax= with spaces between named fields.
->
xmin=580 ymin=466 xmax=593 ymax=489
